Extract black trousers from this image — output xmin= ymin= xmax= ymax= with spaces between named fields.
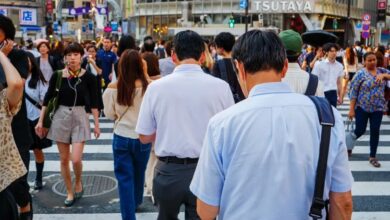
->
xmin=324 ymin=90 xmax=338 ymax=108
xmin=0 ymin=188 xmax=19 ymax=220
xmin=153 ymin=160 xmax=200 ymax=220
xmin=9 ymin=145 xmax=31 ymax=208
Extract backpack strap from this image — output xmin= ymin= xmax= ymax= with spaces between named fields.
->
xmin=307 ymin=96 xmax=335 ymax=220
xmin=305 ymin=73 xmax=319 ymax=96
xmin=217 ymin=59 xmax=228 ymax=82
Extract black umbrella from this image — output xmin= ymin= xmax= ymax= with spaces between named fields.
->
xmin=301 ymin=30 xmax=339 ymax=47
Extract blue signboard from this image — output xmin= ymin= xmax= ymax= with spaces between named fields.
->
xmin=240 ymin=0 xmax=248 ymax=9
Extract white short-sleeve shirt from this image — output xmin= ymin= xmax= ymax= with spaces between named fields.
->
xmin=190 ymin=82 xmax=353 ymax=219
xmin=312 ymin=59 xmax=344 ymax=92
xmin=136 ymin=64 xmax=234 ymax=158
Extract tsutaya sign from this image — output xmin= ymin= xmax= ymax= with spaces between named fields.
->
xmin=254 ymin=0 xmax=313 ymax=13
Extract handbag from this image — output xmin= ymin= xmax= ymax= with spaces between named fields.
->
xmin=43 ymin=71 xmax=63 ymax=129
xmin=345 ymin=119 xmax=355 ymax=150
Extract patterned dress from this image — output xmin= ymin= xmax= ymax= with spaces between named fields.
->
xmin=0 ymin=89 xmax=27 ymax=192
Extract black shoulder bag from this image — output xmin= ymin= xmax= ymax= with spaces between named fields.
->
xmin=25 ymin=92 xmax=42 ymax=110
xmin=307 ymin=96 xmax=335 ymax=220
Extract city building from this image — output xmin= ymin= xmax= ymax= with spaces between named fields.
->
xmin=0 ymin=0 xmax=45 ymax=41
xmin=129 ymin=0 xmax=381 ymax=46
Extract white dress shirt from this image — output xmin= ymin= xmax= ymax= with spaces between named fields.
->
xmin=136 ymin=64 xmax=234 ymax=158
xmin=312 ymin=59 xmax=344 ymax=92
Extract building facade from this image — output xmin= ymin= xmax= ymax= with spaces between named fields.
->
xmin=128 ymin=0 xmax=380 ymax=46
xmin=0 ymin=0 xmax=45 ymax=40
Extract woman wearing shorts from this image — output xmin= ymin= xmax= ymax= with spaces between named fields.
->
xmin=35 ymin=43 xmax=100 ymax=206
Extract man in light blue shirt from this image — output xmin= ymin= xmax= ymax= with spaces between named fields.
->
xmin=190 ymin=30 xmax=353 ymax=220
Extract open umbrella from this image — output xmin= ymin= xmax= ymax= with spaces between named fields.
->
xmin=301 ymin=30 xmax=339 ymax=47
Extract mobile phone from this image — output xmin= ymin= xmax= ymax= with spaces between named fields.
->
xmin=0 ymin=41 xmax=5 ymax=49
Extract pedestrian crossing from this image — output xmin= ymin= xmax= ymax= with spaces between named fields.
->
xmin=31 ymin=99 xmax=390 ymax=220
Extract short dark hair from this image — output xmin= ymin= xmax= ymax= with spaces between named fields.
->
xmin=103 ymin=36 xmax=112 ymax=42
xmin=143 ymin=39 xmax=155 ymax=53
xmin=0 ymin=14 xmax=15 ymax=40
xmin=144 ymin=36 xmax=153 ymax=42
xmin=64 ymin=42 xmax=84 ymax=56
xmin=323 ymin=43 xmax=340 ymax=52
xmin=363 ymin=51 xmax=376 ymax=61
xmin=86 ymin=45 xmax=97 ymax=52
xmin=286 ymin=51 xmax=299 ymax=63
xmin=173 ymin=30 xmax=205 ymax=61
xmin=232 ymin=30 xmax=286 ymax=74
xmin=37 ymin=41 xmax=51 ymax=51
xmin=117 ymin=35 xmax=136 ymax=57
xmin=214 ymin=32 xmax=235 ymax=52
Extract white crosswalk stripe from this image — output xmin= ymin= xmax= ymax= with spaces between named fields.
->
xmin=32 ymin=98 xmax=390 ymax=219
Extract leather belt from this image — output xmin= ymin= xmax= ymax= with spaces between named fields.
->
xmin=158 ymin=156 xmax=199 ymax=164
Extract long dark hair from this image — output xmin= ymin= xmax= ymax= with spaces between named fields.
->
xmin=117 ymin=35 xmax=137 ymax=57
xmin=117 ymin=49 xmax=148 ymax=106
xmin=26 ymin=52 xmax=47 ymax=89
xmin=142 ymin=52 xmax=160 ymax=77
xmin=345 ymin=47 xmax=355 ymax=65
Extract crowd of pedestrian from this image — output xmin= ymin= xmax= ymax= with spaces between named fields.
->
xmin=2 ymin=11 xmax=390 ymax=219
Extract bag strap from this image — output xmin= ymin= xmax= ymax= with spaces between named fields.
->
xmin=114 ymin=106 xmax=130 ymax=130
xmin=305 ymin=73 xmax=319 ymax=96
xmin=307 ymin=96 xmax=335 ymax=220
xmin=217 ymin=59 xmax=228 ymax=82
xmin=25 ymin=92 xmax=42 ymax=110
xmin=54 ymin=70 xmax=63 ymax=95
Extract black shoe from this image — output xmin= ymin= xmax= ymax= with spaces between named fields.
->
xmin=34 ymin=180 xmax=43 ymax=190
xmin=64 ymin=198 xmax=75 ymax=207
xmin=20 ymin=211 xmax=32 ymax=220
xmin=74 ymin=189 xmax=84 ymax=200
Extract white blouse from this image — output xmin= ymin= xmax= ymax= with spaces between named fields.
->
xmin=103 ymin=87 xmax=144 ymax=139
xmin=25 ymin=75 xmax=48 ymax=121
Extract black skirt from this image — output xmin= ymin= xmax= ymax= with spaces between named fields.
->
xmin=28 ymin=119 xmax=52 ymax=150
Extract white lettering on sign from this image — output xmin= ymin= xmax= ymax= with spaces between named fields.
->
xmin=255 ymin=0 xmax=313 ymax=13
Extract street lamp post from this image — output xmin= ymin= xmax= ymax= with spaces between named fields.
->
xmin=245 ymin=0 xmax=249 ymax=33
xmin=344 ymin=0 xmax=351 ymax=47
xmin=90 ymin=4 xmax=98 ymax=40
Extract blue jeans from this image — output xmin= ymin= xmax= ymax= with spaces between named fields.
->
xmin=113 ymin=134 xmax=151 ymax=220
xmin=354 ymin=107 xmax=383 ymax=158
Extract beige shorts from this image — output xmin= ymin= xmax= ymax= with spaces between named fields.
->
xmin=47 ymin=105 xmax=91 ymax=144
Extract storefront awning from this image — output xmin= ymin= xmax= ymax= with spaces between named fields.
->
xmin=20 ymin=25 xmax=41 ymax=32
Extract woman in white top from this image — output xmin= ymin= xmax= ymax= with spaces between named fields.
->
xmin=341 ymin=46 xmax=359 ymax=100
xmin=103 ymin=49 xmax=151 ymax=220
xmin=25 ymin=52 xmax=51 ymax=190
xmin=36 ymin=42 xmax=56 ymax=82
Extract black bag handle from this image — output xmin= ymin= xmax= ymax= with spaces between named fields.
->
xmin=308 ymin=96 xmax=335 ymax=220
